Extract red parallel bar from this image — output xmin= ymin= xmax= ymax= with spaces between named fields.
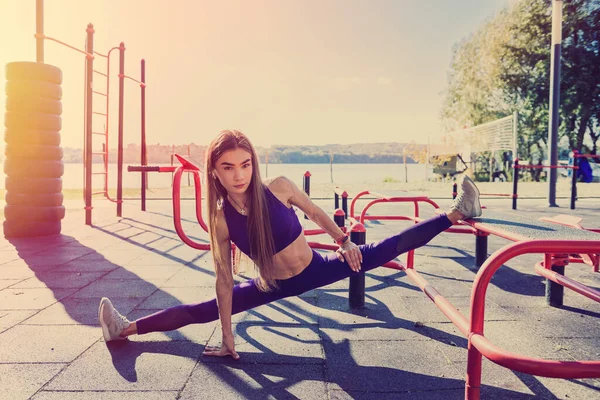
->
xmin=308 ymin=242 xmax=337 ymax=251
xmin=304 ymin=228 xmax=327 ymax=236
xmin=515 ymin=164 xmax=577 ymax=169
xmin=534 ymin=262 xmax=600 ymax=302
xmin=92 ymin=172 xmax=106 ymax=175
xmin=127 ymin=165 xmax=177 ymax=173
xmin=91 ymin=191 xmax=106 ymax=195
xmin=470 ymin=334 xmax=600 ymax=379
xmin=92 ymin=131 xmax=106 ymax=136
xmin=93 ymin=91 xmax=107 ymax=97
xmin=93 ymin=70 xmax=108 ymax=77
xmin=404 ymin=266 xmax=470 ymax=336
xmin=480 ymin=193 xmax=515 ymax=197
xmin=93 ymin=111 xmax=107 ymax=116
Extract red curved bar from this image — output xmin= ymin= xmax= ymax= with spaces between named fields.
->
xmin=534 ymin=262 xmax=600 ymax=302
xmin=171 ymin=166 xmax=210 ymax=250
xmin=466 ymin=240 xmax=600 ymax=399
xmin=470 ymin=334 xmax=600 ymax=378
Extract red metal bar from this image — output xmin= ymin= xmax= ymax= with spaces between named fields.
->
xmin=535 ymin=262 xmax=600 ymax=302
xmin=172 ymin=166 xmax=209 ymax=249
xmin=35 ymin=33 xmax=94 ymax=58
xmin=92 ymin=91 xmax=107 ymax=97
xmin=116 ymin=42 xmax=125 ymax=217
xmin=467 ymin=241 xmax=600 ymax=399
xmin=93 ymin=70 xmax=108 ymax=77
xmin=84 ymin=24 xmax=94 ymax=225
xmin=128 ymin=165 xmax=177 ymax=173
xmin=141 ymin=59 xmax=147 ymax=211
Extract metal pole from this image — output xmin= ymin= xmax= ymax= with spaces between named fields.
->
xmin=547 ymin=0 xmax=562 ymax=207
xmin=141 ymin=59 xmax=147 ymax=211
xmin=84 ymin=24 xmax=94 ymax=225
xmin=116 ymin=42 xmax=125 ymax=217
xmin=36 ymin=0 xmax=44 ymax=62
xmin=570 ymin=151 xmax=578 ymax=210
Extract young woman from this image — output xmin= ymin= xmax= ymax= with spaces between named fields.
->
xmin=99 ymin=130 xmax=482 ymax=360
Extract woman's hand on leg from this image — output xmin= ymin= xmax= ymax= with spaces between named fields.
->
xmin=336 ymin=241 xmax=363 ymax=272
xmin=202 ymin=333 xmax=240 ymax=360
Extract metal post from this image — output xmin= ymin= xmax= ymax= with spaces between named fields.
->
xmin=570 ymin=151 xmax=578 ymax=210
xmin=36 ymin=0 xmax=44 ymax=62
xmin=333 ymin=209 xmax=345 ymax=229
xmin=334 ymin=192 xmax=339 ymax=210
xmin=303 ymin=171 xmax=311 ymax=219
xmin=341 ymin=193 xmax=348 ymax=218
xmin=547 ymin=0 xmax=562 ymax=207
xmin=452 ymin=182 xmax=457 ymax=200
xmin=349 ymin=224 xmax=366 ymax=309
xmin=84 ymin=24 xmax=94 ymax=225
xmin=116 ymin=42 xmax=125 ymax=217
xmin=141 ymin=59 xmax=147 ymax=211
xmin=475 ymin=234 xmax=488 ymax=268
xmin=512 ymin=159 xmax=519 ymax=210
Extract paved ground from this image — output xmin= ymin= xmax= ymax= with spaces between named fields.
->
xmin=1 ymin=195 xmax=599 ymax=399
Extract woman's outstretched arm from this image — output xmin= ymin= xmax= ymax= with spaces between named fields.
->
xmin=270 ymin=176 xmax=363 ymax=272
xmin=203 ymin=212 xmax=240 ymax=360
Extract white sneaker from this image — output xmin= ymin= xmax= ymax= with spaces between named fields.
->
xmin=450 ymin=175 xmax=482 ymax=219
xmin=98 ymin=297 xmax=130 ymax=342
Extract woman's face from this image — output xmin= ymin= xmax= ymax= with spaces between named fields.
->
xmin=213 ymin=148 xmax=253 ymax=195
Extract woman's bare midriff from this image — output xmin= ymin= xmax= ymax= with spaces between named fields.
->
xmin=271 ymin=233 xmax=314 ymax=279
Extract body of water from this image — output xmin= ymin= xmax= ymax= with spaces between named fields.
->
xmin=1 ymin=163 xmax=434 ymax=190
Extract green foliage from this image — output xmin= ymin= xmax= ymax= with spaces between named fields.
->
xmin=442 ymin=0 xmax=600 ymax=175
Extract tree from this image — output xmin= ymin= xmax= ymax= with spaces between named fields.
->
xmin=442 ymin=0 xmax=600 ymax=172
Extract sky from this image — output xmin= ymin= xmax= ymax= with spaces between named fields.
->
xmin=1 ymin=0 xmax=514 ymax=149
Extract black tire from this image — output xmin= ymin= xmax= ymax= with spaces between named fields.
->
xmin=5 ymin=192 xmax=64 ymax=207
xmin=4 ymin=158 xmax=64 ymax=178
xmin=6 ymin=95 xmax=62 ymax=115
xmin=5 ymin=177 xmax=62 ymax=194
xmin=3 ymin=220 xmax=61 ymax=238
xmin=4 ymin=129 xmax=61 ymax=146
xmin=5 ymin=62 xmax=62 ymax=84
xmin=4 ymin=111 xmax=62 ymax=131
xmin=4 ymin=205 xmax=66 ymax=222
xmin=5 ymin=80 xmax=62 ymax=100
xmin=5 ymin=144 xmax=63 ymax=160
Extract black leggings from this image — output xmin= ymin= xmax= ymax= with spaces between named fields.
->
xmin=136 ymin=214 xmax=452 ymax=334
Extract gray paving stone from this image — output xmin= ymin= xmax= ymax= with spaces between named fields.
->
xmin=135 ymin=286 xmax=215 ymax=309
xmin=203 ymin=323 xmax=323 ymax=365
xmin=0 ymin=279 xmax=20 ymax=289
xmin=32 ymin=392 xmax=179 ymax=400
xmin=0 ymin=325 xmax=99 ymax=362
xmin=0 ymin=288 xmax=75 ymax=310
xmin=52 ymin=259 xmax=122 ymax=273
xmin=10 ymin=271 xmax=106 ymax=289
xmin=160 ymin=267 xmax=217 ymax=287
xmin=125 ymin=253 xmax=190 ymax=267
xmin=0 ymin=363 xmax=66 ymax=400
xmin=402 ymin=295 xmax=516 ymax=323
xmin=46 ymin=341 xmax=201 ymax=391
xmin=323 ymin=339 xmax=464 ymax=392
xmin=0 ymin=309 xmax=37 ymax=332
xmin=71 ymin=279 xmax=161 ymax=299
xmin=180 ymin=363 xmax=327 ymax=400
xmin=230 ymin=296 xmax=320 ymax=325
xmin=0 ymin=262 xmax=58 ymax=279
xmin=102 ymin=265 xmax=184 ymax=281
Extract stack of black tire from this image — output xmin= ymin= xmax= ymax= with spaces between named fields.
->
xmin=3 ymin=62 xmax=65 ymax=238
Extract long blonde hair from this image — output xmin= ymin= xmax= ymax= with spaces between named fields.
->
xmin=206 ymin=130 xmax=277 ymax=291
